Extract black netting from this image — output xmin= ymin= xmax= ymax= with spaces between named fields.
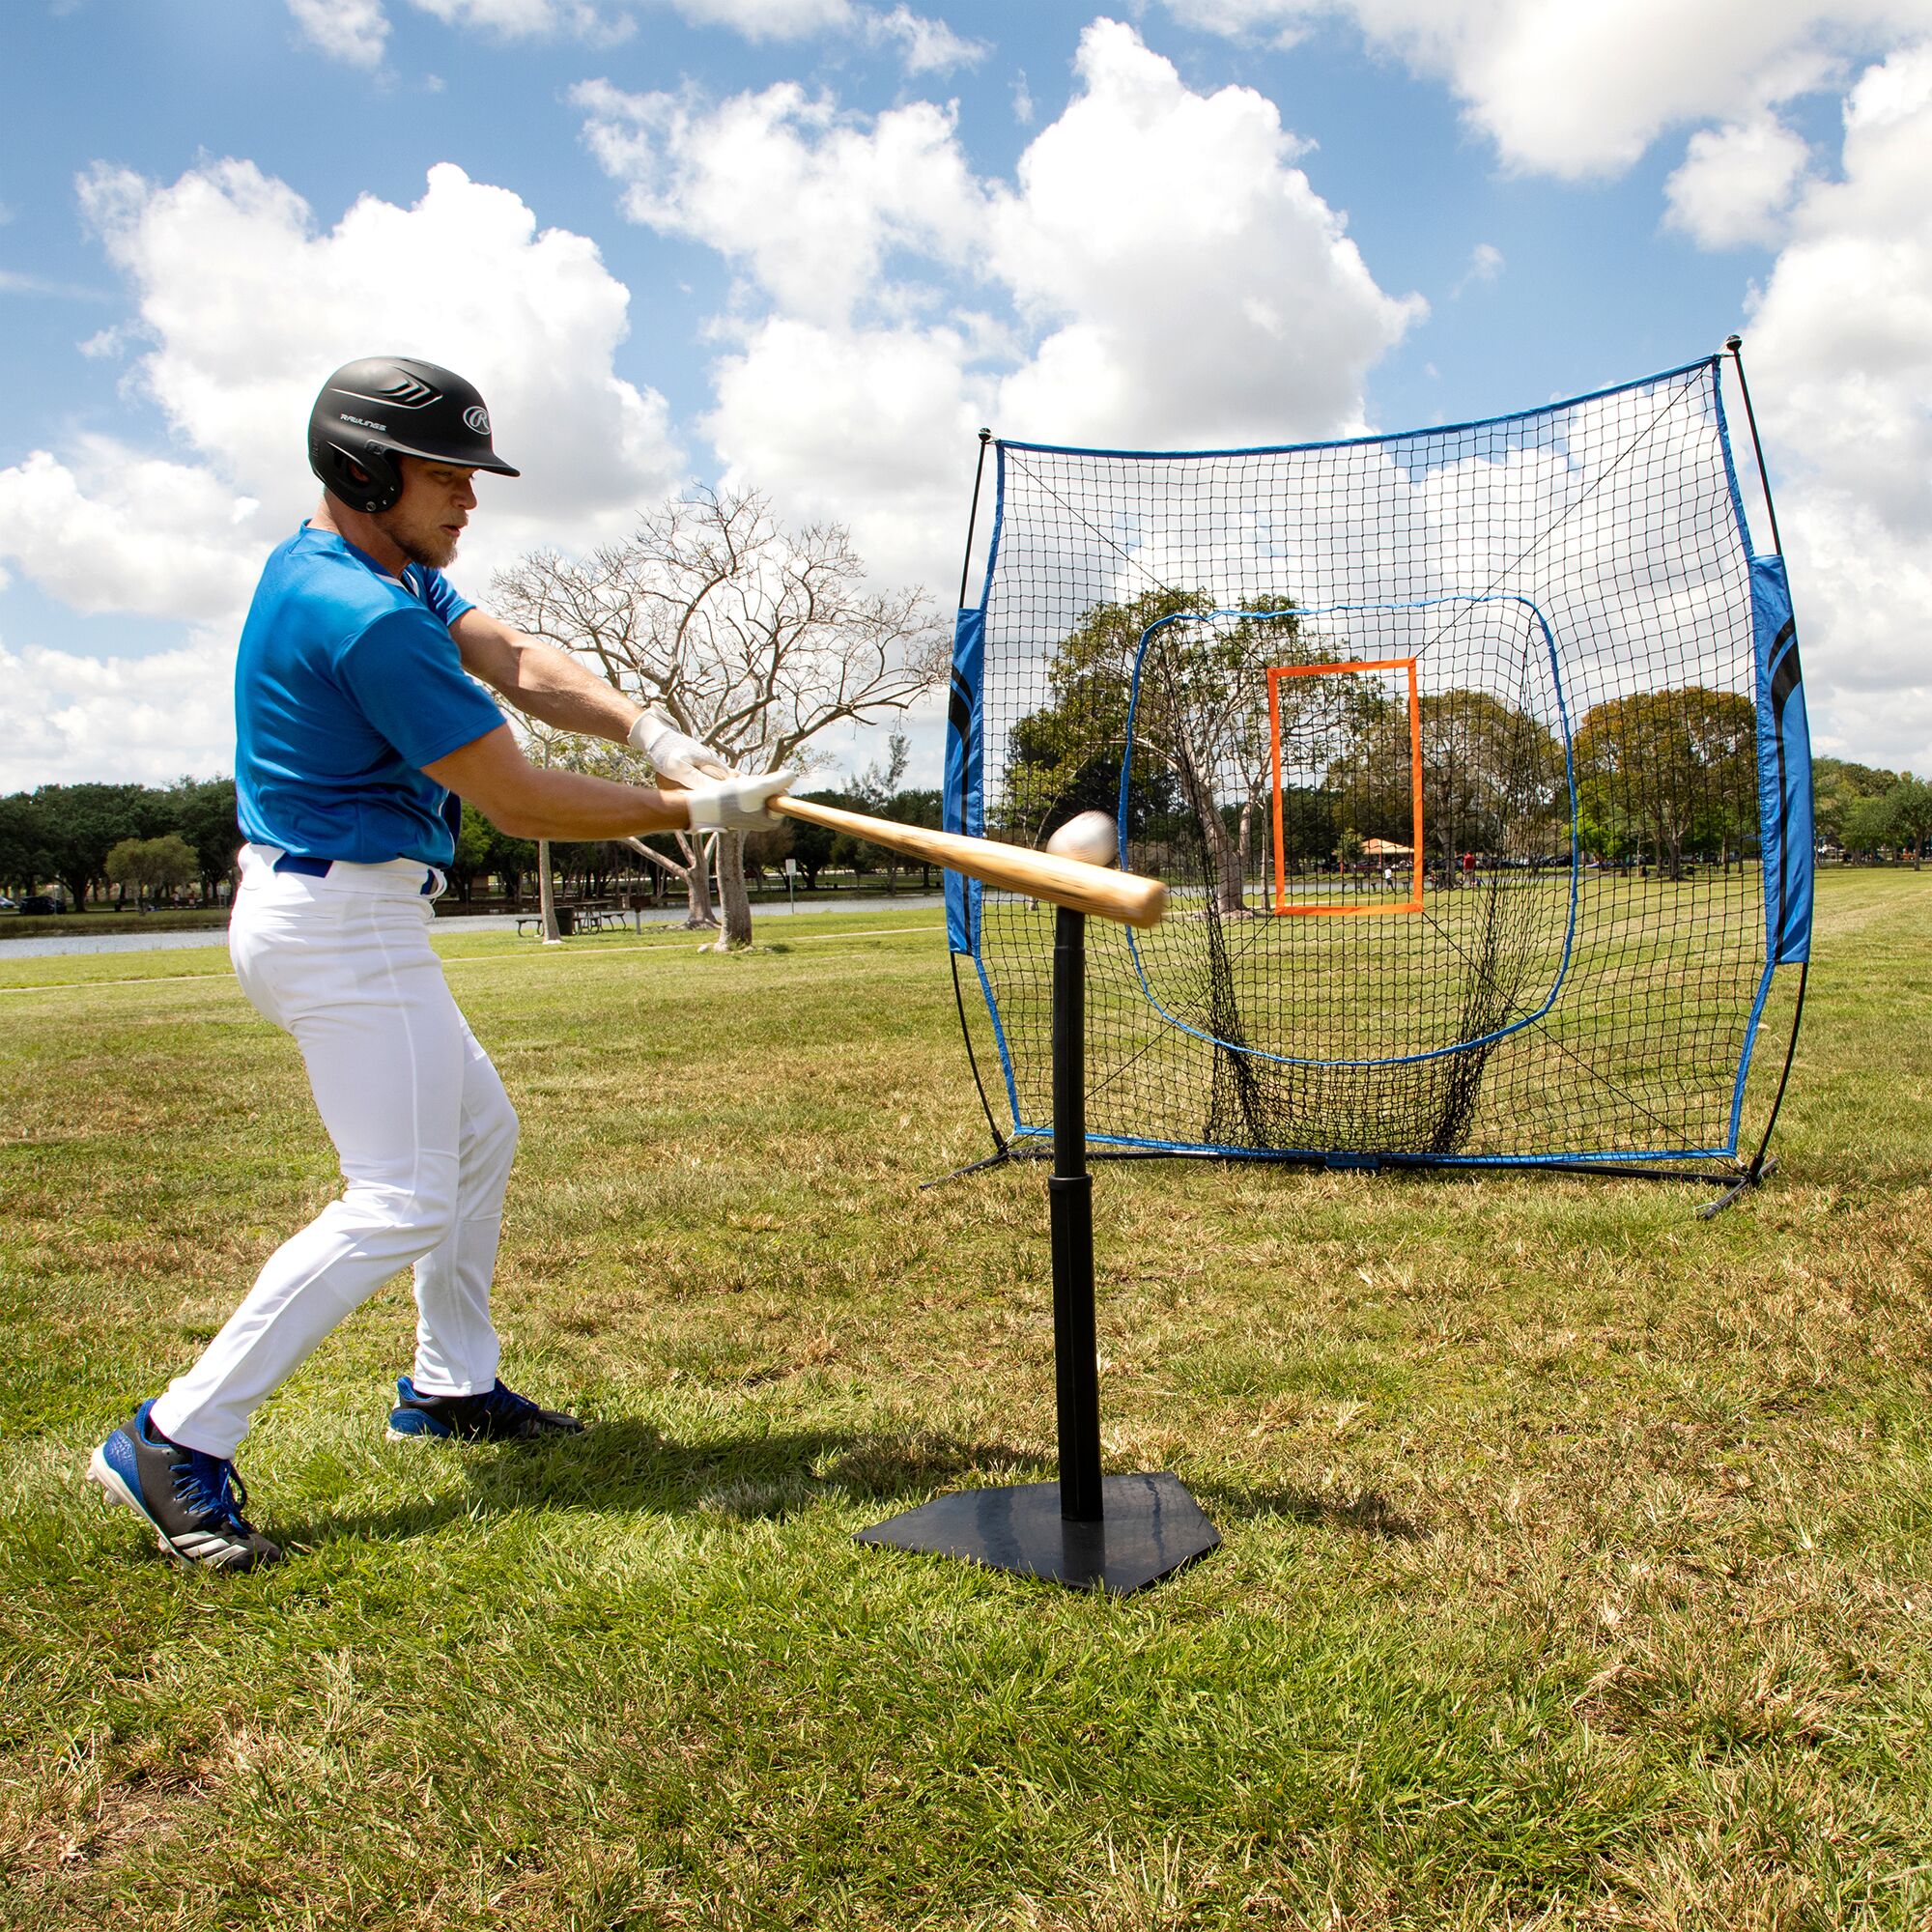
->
xmin=967 ymin=361 xmax=1776 ymax=1162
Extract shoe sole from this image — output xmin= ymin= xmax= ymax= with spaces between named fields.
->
xmin=86 ymin=1443 xmax=259 ymax=1572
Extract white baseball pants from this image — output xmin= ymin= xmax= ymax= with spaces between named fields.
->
xmin=150 ymin=845 xmax=518 ymax=1459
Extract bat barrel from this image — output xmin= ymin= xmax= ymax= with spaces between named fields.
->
xmin=771 ymin=794 xmax=1167 ymax=929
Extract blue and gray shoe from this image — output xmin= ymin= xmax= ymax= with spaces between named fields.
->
xmin=386 ymin=1375 xmax=584 ymax=1442
xmin=86 ymin=1402 xmax=282 ymax=1572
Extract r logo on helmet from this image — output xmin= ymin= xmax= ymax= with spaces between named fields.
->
xmin=464 ymin=406 xmax=491 ymax=435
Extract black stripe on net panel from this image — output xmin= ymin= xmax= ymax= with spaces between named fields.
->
xmin=976 ymin=372 xmax=1766 ymax=1160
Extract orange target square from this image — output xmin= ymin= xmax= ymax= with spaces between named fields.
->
xmin=1267 ymin=657 xmax=1425 ymax=917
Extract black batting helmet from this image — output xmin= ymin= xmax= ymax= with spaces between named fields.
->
xmin=308 ymin=355 xmax=520 ymax=514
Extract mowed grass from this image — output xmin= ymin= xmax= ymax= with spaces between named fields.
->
xmin=2 ymin=874 xmax=1930 ymax=1929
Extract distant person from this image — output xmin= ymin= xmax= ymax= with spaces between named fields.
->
xmin=87 ymin=355 xmax=794 ymax=1571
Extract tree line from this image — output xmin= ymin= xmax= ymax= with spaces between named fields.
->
xmin=0 ymin=779 xmax=242 ymax=907
xmin=1812 ymin=757 xmax=1932 ymax=866
xmin=0 ymin=773 xmax=950 ymax=911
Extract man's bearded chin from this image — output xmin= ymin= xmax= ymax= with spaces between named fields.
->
xmin=382 ymin=516 xmax=459 ymax=570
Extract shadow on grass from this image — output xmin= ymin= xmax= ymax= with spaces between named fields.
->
xmin=1195 ymin=1478 xmax=1430 ymax=1542
xmin=279 ymin=1418 xmax=1052 ymax=1550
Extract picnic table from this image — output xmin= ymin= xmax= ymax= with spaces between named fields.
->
xmin=514 ymin=901 xmax=633 ymax=938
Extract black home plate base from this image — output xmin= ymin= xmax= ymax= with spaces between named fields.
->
xmin=856 ymin=1473 xmax=1219 ymax=1595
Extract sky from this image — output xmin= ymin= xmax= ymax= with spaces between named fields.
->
xmin=2 ymin=0 xmax=1929 ymax=794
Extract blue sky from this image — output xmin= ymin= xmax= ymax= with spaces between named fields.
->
xmin=3 ymin=0 xmax=1929 ymax=790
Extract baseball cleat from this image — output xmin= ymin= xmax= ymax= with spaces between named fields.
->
xmin=385 ymin=1375 xmax=585 ymax=1442
xmin=87 ymin=1402 xmax=282 ymax=1572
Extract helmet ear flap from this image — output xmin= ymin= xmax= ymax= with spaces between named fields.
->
xmin=312 ymin=436 xmax=404 ymax=515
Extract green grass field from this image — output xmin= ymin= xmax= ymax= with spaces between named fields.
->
xmin=3 ymin=873 xmax=1929 ymax=1929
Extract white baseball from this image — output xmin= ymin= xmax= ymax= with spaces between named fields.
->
xmin=1045 ymin=810 xmax=1120 ymax=867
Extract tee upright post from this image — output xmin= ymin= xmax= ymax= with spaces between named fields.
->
xmin=858 ymin=905 xmax=1219 ymax=1593
xmin=1051 ymin=907 xmax=1103 ymax=1520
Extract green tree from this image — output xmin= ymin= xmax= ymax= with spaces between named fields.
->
xmin=890 ymin=786 xmax=944 ymax=889
xmin=852 ymin=729 xmax=913 ymax=893
xmin=146 ymin=832 xmax=198 ymax=899
xmin=783 ymin=793 xmax=842 ymax=888
xmin=163 ymin=776 xmax=241 ymax=900
xmin=1812 ymin=756 xmax=1897 ymax=850
xmin=741 ymin=819 xmax=794 ymax=884
xmin=1418 ymin=688 xmax=1566 ymax=883
xmin=1840 ymin=791 xmax=1895 ymax=861
xmin=34 ymin=783 xmax=150 ymax=908
xmin=1005 ymin=590 xmax=1303 ymax=914
xmin=103 ymin=837 xmax=147 ymax=906
xmin=1573 ymin=687 xmax=1755 ymax=881
xmin=104 ymin=832 xmax=198 ymax=905
xmin=0 ymin=792 xmax=52 ymax=896
xmin=448 ymin=800 xmax=497 ymax=901
xmin=1885 ymin=774 xmax=1932 ymax=869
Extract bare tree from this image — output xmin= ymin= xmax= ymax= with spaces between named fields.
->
xmin=493 ymin=489 xmax=948 ymax=949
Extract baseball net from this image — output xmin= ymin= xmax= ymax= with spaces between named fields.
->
xmin=942 ymin=356 xmax=1812 ymax=1171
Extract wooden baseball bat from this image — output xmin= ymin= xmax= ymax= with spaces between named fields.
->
xmin=770 ymin=796 xmax=1168 ymax=929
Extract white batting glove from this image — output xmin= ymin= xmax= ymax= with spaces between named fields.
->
xmin=629 ymin=707 xmax=738 ymax=786
xmin=683 ymin=769 xmax=798 ymax=833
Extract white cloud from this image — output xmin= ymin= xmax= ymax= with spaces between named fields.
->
xmin=0 ymin=161 xmax=682 ymax=781
xmin=0 ymin=269 xmax=107 ymax=298
xmin=655 ymin=0 xmax=851 ymax=31
xmin=285 ymin=0 xmax=981 ymax=74
xmin=0 ymin=627 xmax=237 ymax=791
xmin=862 ymin=6 xmax=988 ymax=73
xmin=58 ymin=158 xmax=680 ymax=576
xmin=287 ymin=0 xmax=389 ymax=66
xmin=1742 ymin=40 xmax=1932 ymax=769
xmin=303 ymin=0 xmax=879 ymax=54
xmin=987 ymin=22 xmax=1421 ymax=444
xmin=1663 ymin=114 xmax=1814 ymax=247
xmin=1161 ymin=0 xmax=1932 ymax=178
xmin=1453 ymin=240 xmax=1504 ymax=294
xmin=579 ymin=19 xmax=1421 ymax=589
xmin=575 ymin=80 xmax=984 ymax=327
xmin=0 ymin=444 xmax=261 ymax=623
xmin=408 ymin=0 xmax=611 ymax=36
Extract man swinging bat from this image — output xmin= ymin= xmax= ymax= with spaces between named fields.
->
xmin=87 ymin=355 xmax=786 ymax=1571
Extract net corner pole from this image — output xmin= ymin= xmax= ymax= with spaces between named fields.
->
xmin=1728 ymin=957 xmax=1808 ymax=1208
xmin=940 ymin=426 xmax=1009 ymax=1179
xmin=1724 ymin=334 xmax=1785 ymax=557
xmin=956 ymin=427 xmax=994 ymax=611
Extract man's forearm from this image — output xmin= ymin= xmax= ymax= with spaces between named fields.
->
xmin=488 ymin=766 xmax=688 ymax=841
xmin=486 ymin=637 xmax=640 ymax=743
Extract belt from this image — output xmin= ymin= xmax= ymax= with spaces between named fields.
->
xmin=271 ymin=852 xmax=440 ymax=895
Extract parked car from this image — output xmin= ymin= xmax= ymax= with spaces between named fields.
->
xmin=0 ymin=895 xmax=16 ymax=912
xmin=17 ymin=895 xmax=64 ymax=916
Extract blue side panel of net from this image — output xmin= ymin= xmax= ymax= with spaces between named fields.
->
xmin=944 ymin=604 xmax=985 ymax=954
xmin=1752 ymin=555 xmax=1813 ymax=966
xmin=952 ymin=356 xmax=1806 ymax=1165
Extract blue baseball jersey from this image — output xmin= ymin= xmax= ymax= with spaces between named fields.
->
xmin=235 ymin=525 xmax=505 ymax=866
